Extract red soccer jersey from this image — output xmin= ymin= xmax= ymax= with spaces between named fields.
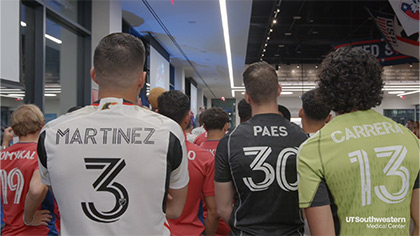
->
xmin=193 ymin=132 xmax=207 ymax=146
xmin=168 ymin=140 xmax=215 ymax=236
xmin=0 ymin=142 xmax=59 ymax=236
xmin=199 ymin=140 xmax=231 ymax=236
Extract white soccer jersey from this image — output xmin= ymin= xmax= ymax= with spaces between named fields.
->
xmin=37 ymin=97 xmax=189 ymax=235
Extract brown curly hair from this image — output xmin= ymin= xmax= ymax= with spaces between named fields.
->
xmin=317 ymin=47 xmax=384 ymax=114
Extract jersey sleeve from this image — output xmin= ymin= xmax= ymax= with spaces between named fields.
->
xmin=297 ymin=134 xmax=329 ymax=208
xmin=214 ymin=135 xmax=231 ymax=182
xmin=203 ymin=154 xmax=215 ymax=196
xmin=37 ymin=130 xmax=51 ymax=186
xmin=168 ymin=131 xmax=189 ymax=189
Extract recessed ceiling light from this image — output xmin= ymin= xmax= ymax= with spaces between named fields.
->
xmin=285 ymin=32 xmax=292 ymax=36
xmin=265 ymin=43 xmax=268 ymax=47
xmin=278 ymin=45 xmax=285 ymax=48
xmin=293 ymin=16 xmax=301 ymax=20
xmin=273 ymin=19 xmax=277 ymax=24
xmin=297 ymin=65 xmax=300 ymax=69
xmin=270 ymin=29 xmax=273 ymax=33
xmin=262 ymin=54 xmax=265 ymax=57
xmin=315 ymin=65 xmax=318 ymax=68
xmin=263 ymin=49 xmax=266 ymax=52
xmin=267 ymin=37 xmax=270 ymax=40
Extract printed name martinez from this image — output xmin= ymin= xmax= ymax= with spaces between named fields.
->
xmin=56 ymin=128 xmax=155 ymax=145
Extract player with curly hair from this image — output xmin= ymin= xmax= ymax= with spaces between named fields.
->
xmin=298 ymin=47 xmax=420 ymax=235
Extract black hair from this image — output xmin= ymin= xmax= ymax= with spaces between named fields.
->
xmin=238 ymin=99 xmax=252 ymax=121
xmin=278 ymin=105 xmax=291 ymax=121
xmin=201 ymin=107 xmax=230 ymax=130
xmin=301 ymin=88 xmax=331 ymax=121
xmin=158 ymin=90 xmax=190 ymax=124
xmin=317 ymin=47 xmax=384 ymax=114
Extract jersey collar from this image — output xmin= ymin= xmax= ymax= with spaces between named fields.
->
xmin=92 ymin=97 xmax=134 ymax=109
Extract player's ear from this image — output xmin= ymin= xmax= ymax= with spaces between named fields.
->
xmin=223 ymin=122 xmax=229 ymax=132
xmin=137 ymin=71 xmax=146 ymax=89
xmin=298 ymin=108 xmax=303 ymax=118
xmin=245 ymin=91 xmax=251 ymax=104
xmin=181 ymin=113 xmax=190 ymax=130
xmin=277 ymin=83 xmax=282 ymax=97
xmin=90 ymin=67 xmax=98 ymax=83
xmin=325 ymin=114 xmax=332 ymax=124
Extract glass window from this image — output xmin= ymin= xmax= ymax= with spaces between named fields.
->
xmin=45 ymin=17 xmax=82 ymax=117
xmin=384 ymin=109 xmax=415 ymax=125
xmin=45 ymin=0 xmax=80 ymax=25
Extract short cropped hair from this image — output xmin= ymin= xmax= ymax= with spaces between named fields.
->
xmin=317 ymin=47 xmax=384 ymax=114
xmin=93 ymin=33 xmax=145 ymax=88
xmin=301 ymin=88 xmax=331 ymax=121
xmin=201 ymin=107 xmax=230 ymax=130
xmin=158 ymin=90 xmax=190 ymax=124
xmin=10 ymin=104 xmax=45 ymax=137
xmin=238 ymin=99 xmax=252 ymax=121
xmin=243 ymin=61 xmax=278 ymax=105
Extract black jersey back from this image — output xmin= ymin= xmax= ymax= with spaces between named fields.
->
xmin=215 ymin=113 xmax=308 ymax=236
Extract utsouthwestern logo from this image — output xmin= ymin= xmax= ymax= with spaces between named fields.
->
xmin=346 ymin=216 xmax=407 ymax=230
xmin=401 ymin=0 xmax=420 ymax=20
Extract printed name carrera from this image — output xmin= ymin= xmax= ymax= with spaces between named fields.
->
xmin=331 ymin=122 xmax=404 ymax=143
xmin=55 ymin=128 xmax=156 ymax=145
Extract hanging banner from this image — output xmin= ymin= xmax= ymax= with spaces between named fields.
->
xmin=334 ymin=38 xmax=418 ymax=66
xmin=368 ymin=9 xmax=420 ymax=60
xmin=388 ymin=0 xmax=419 ymax=36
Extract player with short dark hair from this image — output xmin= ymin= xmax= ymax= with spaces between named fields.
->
xmin=298 ymin=47 xmax=420 ymax=235
xmin=26 ymin=33 xmax=189 ymax=235
xmin=299 ymin=88 xmax=331 ymax=134
xmin=158 ymin=91 xmax=219 ymax=236
xmin=215 ymin=61 xmax=308 ymax=235
xmin=238 ymin=99 xmax=252 ymax=124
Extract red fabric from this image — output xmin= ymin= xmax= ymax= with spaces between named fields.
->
xmin=0 ymin=143 xmax=57 ymax=235
xmin=193 ymin=132 xmax=207 ymax=146
xmin=199 ymin=140 xmax=231 ymax=236
xmin=168 ymin=140 xmax=215 ymax=236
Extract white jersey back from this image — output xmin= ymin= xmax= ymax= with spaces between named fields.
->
xmin=37 ymin=98 xmax=189 ymax=235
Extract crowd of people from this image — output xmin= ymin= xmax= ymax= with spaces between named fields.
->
xmin=1 ymin=32 xmax=419 ymax=236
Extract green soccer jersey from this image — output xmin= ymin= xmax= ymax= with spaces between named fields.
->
xmin=298 ymin=110 xmax=420 ymax=235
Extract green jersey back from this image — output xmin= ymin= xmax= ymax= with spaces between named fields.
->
xmin=298 ymin=110 xmax=419 ymax=235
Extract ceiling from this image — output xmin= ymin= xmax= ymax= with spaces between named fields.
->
xmin=121 ymin=0 xmax=419 ymax=100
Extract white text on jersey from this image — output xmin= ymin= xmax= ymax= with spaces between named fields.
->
xmin=0 ymin=150 xmax=37 ymax=160
xmin=253 ymin=126 xmax=288 ymax=137
xmin=331 ymin=122 xmax=404 ymax=143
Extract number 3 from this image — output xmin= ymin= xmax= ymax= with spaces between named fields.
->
xmin=81 ymin=158 xmax=129 ymax=223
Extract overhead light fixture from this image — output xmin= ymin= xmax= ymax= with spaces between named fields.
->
xmin=45 ymin=34 xmax=62 ymax=44
xmin=267 ymin=36 xmax=270 ymax=40
xmin=262 ymin=54 xmax=265 ymax=57
xmin=263 ymin=49 xmax=266 ymax=52
xmin=277 ymin=9 xmax=280 ymax=13
xmin=219 ymin=0 xmax=235 ymax=94
xmin=297 ymin=65 xmax=300 ymax=69
xmin=285 ymin=32 xmax=292 ymax=36
xmin=20 ymin=21 xmax=27 ymax=27
xmin=241 ymin=92 xmax=245 ymax=95
xmin=273 ymin=19 xmax=277 ymax=24
xmin=409 ymin=63 xmax=413 ymax=67
xmin=45 ymin=94 xmax=57 ymax=97
xmin=293 ymin=16 xmax=301 ymax=20
xmin=265 ymin=43 xmax=268 ymax=47
xmin=278 ymin=45 xmax=285 ymax=48
xmin=281 ymin=92 xmax=293 ymax=95
xmin=398 ymin=90 xmax=420 ymax=96
xmin=7 ymin=94 xmax=25 ymax=97
xmin=388 ymin=91 xmax=405 ymax=94
xmin=315 ymin=65 xmax=318 ymax=68
xmin=270 ymin=29 xmax=273 ymax=33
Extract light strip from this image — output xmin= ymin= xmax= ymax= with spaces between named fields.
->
xmin=45 ymin=94 xmax=57 ymax=97
xmin=398 ymin=90 xmax=420 ymax=96
xmin=388 ymin=91 xmax=405 ymax=94
xmin=219 ymin=0 xmax=238 ymax=97
xmin=20 ymin=21 xmax=27 ymax=27
xmin=45 ymin=34 xmax=62 ymax=44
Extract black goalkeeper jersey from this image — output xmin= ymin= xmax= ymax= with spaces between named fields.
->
xmin=215 ymin=113 xmax=308 ymax=236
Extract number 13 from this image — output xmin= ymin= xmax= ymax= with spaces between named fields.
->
xmin=349 ymin=145 xmax=409 ymax=206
